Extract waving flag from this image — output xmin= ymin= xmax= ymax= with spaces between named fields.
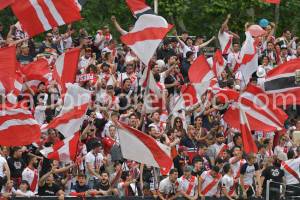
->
xmin=20 ymin=59 xmax=51 ymax=83
xmin=6 ymin=71 xmax=24 ymax=105
xmin=207 ymin=49 xmax=227 ymax=78
xmin=188 ymin=54 xmax=214 ymax=83
xmin=40 ymin=132 xmax=80 ymax=162
xmin=0 ymin=46 xmax=17 ymax=94
xmin=118 ymin=121 xmax=173 ymax=173
xmin=218 ymin=31 xmax=233 ymax=55
xmin=121 ymin=14 xmax=173 ymax=66
xmin=126 ymin=0 xmax=153 ymax=18
xmin=44 ymin=83 xmax=91 ymax=138
xmin=0 ymin=106 xmax=41 ymax=146
xmin=264 ymin=58 xmax=300 ymax=105
xmin=223 ymin=84 xmax=288 ymax=132
xmin=239 ymin=109 xmax=258 ymax=154
xmin=11 ymin=0 xmax=81 ymax=37
xmin=53 ymin=48 xmax=81 ymax=93
xmin=0 ymin=0 xmax=14 ymax=10
xmin=234 ymin=32 xmax=258 ymax=88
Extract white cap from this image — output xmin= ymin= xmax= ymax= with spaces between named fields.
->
xmin=156 ymin=59 xmax=165 ymax=69
xmin=256 ymin=67 xmax=266 ymax=78
xmin=234 ymin=84 xmax=241 ymax=91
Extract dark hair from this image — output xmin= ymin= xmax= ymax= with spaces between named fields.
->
xmin=186 ymin=51 xmax=194 ymax=59
xmin=121 ymin=171 xmax=129 ymax=181
xmin=122 ymin=78 xmax=131 ymax=85
xmin=223 ymin=163 xmax=231 ymax=174
xmin=233 ymin=133 xmax=241 ymax=144
xmin=169 ymin=168 xmax=178 ymax=175
xmin=101 ymin=171 xmax=110 ymax=177
xmin=77 ymin=173 xmax=86 ymax=178
xmin=211 ymin=165 xmax=220 ymax=173
xmin=287 ymin=149 xmax=295 ymax=159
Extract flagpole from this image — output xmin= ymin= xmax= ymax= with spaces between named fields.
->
xmin=274 ymin=3 xmax=280 ymax=35
xmin=154 ymin=0 xmax=158 ymax=14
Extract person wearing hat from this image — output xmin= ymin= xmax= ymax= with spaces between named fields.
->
xmin=85 ymin=141 xmax=106 ymax=189
xmin=17 ymin=43 xmax=34 ymax=65
xmin=177 ymin=165 xmax=198 ymax=199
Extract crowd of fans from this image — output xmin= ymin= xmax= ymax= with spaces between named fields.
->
xmin=0 ymin=13 xmax=300 ymax=200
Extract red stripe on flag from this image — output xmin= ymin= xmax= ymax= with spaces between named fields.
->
xmin=240 ymin=110 xmax=258 ymax=153
xmin=188 ymin=55 xmax=212 ymax=83
xmin=20 ymin=59 xmax=50 ymax=82
xmin=119 ymin=122 xmax=173 ymax=172
xmin=121 ymin=26 xmax=173 ymax=45
xmin=0 ymin=124 xmax=41 ymax=146
xmin=45 ymin=104 xmax=88 ymax=129
xmin=0 ymin=0 xmax=14 ymax=10
xmin=51 ymin=0 xmax=81 ymax=23
xmin=11 ymin=0 xmax=45 ymax=37
xmin=37 ymin=0 xmax=59 ymax=27
xmin=68 ymin=132 xmax=80 ymax=161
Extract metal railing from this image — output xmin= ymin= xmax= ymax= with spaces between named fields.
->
xmin=266 ymin=180 xmax=300 ymax=200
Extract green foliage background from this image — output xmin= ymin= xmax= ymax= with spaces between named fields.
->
xmin=0 ymin=0 xmax=300 ymax=40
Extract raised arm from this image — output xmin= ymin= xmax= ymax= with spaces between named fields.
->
xmin=197 ymin=36 xmax=216 ymax=48
xmin=111 ymin=16 xmax=128 ymax=35
xmin=221 ymin=14 xmax=231 ymax=33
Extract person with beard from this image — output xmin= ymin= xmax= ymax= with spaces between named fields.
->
xmin=94 ymin=171 xmax=118 ymax=196
xmin=207 ymin=133 xmax=228 ymax=166
xmin=260 ymin=158 xmax=284 ymax=200
xmin=173 ymin=146 xmax=190 ymax=177
xmin=22 ymin=155 xmax=40 ymax=194
xmin=7 ymin=147 xmax=26 ymax=188
xmin=191 ymin=159 xmax=205 ymax=178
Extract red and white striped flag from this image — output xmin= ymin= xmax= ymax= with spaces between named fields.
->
xmin=0 ymin=106 xmax=41 ymax=146
xmin=11 ymin=0 xmax=81 ymax=37
xmin=0 ymin=0 xmax=14 ymax=10
xmin=43 ymin=83 xmax=91 ymax=138
xmin=223 ymin=84 xmax=288 ymax=132
xmin=125 ymin=0 xmax=153 ymax=18
xmin=239 ymin=108 xmax=258 ymax=154
xmin=188 ymin=54 xmax=214 ymax=84
xmin=0 ymin=46 xmax=17 ymax=95
xmin=264 ymin=58 xmax=300 ymax=105
xmin=218 ymin=31 xmax=233 ymax=55
xmin=118 ymin=121 xmax=173 ymax=173
xmin=40 ymin=132 xmax=80 ymax=162
xmin=121 ymin=14 xmax=173 ymax=66
xmin=53 ymin=48 xmax=81 ymax=93
xmin=6 ymin=71 xmax=24 ymax=105
xmin=20 ymin=59 xmax=51 ymax=83
xmin=207 ymin=49 xmax=227 ymax=78
xmin=233 ymin=32 xmax=258 ymax=88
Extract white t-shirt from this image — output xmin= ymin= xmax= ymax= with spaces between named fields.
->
xmin=159 ymin=177 xmax=178 ymax=196
xmin=85 ymin=151 xmax=104 ymax=179
xmin=281 ymin=157 xmax=300 ymax=185
xmin=79 ymin=56 xmax=91 ymax=70
xmin=22 ymin=167 xmax=39 ymax=193
xmin=15 ymin=189 xmax=35 ymax=197
xmin=229 ymin=157 xmax=246 ymax=178
xmin=200 ymin=171 xmax=221 ymax=197
xmin=34 ymin=105 xmax=47 ymax=125
xmin=221 ymin=174 xmax=234 ymax=193
xmin=177 ymin=176 xmax=198 ymax=197
xmin=0 ymin=156 xmax=7 ymax=177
